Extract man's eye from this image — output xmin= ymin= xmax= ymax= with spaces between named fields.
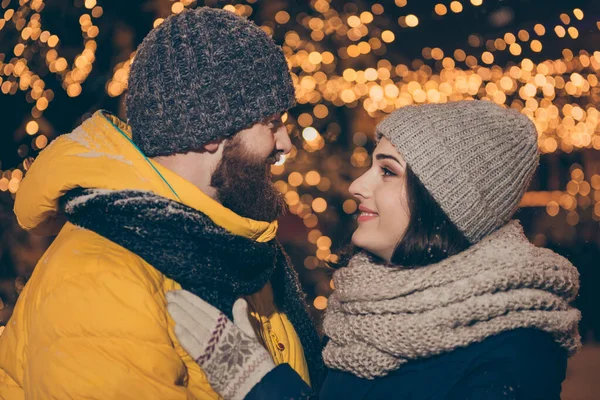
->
xmin=270 ymin=120 xmax=284 ymax=132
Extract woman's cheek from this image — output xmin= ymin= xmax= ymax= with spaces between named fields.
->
xmin=379 ymin=185 xmax=410 ymax=242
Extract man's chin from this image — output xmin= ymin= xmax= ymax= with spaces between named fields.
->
xmin=216 ymin=184 xmax=284 ymax=222
xmin=210 ymin=139 xmax=285 ymax=222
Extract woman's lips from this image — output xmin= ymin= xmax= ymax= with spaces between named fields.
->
xmin=357 ymin=205 xmax=378 ymax=222
xmin=357 ymin=212 xmax=379 ymax=222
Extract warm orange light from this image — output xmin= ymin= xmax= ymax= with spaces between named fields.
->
xmin=381 ymin=30 xmax=395 ymax=42
xmin=275 ymin=11 xmax=290 ymax=24
xmin=450 ymin=1 xmax=463 ymax=13
xmin=313 ymin=296 xmax=328 ymax=310
xmin=434 ymin=4 xmax=447 ymax=15
xmin=405 ymin=14 xmax=419 ymax=27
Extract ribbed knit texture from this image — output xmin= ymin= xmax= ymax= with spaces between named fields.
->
xmin=322 ymin=221 xmax=581 ymax=379
xmin=376 ymin=100 xmax=539 ymax=243
xmin=126 ymin=7 xmax=296 ymax=157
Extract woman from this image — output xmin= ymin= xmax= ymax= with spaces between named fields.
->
xmin=167 ymin=100 xmax=581 ymax=400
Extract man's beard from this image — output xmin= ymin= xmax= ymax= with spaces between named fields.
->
xmin=210 ymin=138 xmax=286 ymax=222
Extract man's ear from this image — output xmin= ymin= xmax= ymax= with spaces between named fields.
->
xmin=203 ymin=138 xmax=224 ymax=153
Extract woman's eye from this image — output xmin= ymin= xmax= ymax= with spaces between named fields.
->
xmin=381 ymin=167 xmax=396 ymax=177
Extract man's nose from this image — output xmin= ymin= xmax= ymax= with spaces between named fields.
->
xmin=275 ymin=125 xmax=292 ymax=155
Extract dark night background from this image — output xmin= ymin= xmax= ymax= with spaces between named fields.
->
xmin=1 ymin=0 xmax=599 ymax=397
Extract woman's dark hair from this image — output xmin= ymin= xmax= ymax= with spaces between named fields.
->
xmin=390 ymin=165 xmax=471 ymax=268
xmin=330 ymin=165 xmax=471 ymax=270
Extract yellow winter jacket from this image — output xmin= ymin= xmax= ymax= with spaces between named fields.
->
xmin=0 ymin=111 xmax=310 ymax=399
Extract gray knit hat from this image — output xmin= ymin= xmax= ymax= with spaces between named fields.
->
xmin=126 ymin=7 xmax=296 ymax=157
xmin=376 ymin=100 xmax=539 ymax=243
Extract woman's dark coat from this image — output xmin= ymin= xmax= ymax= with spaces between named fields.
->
xmin=246 ymin=328 xmax=568 ymax=400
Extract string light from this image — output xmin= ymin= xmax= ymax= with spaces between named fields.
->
xmin=434 ymin=4 xmax=448 ymax=16
xmin=450 ymin=1 xmax=463 ymax=13
xmin=405 ymin=14 xmax=419 ymax=27
xmin=2 ymin=1 xmax=598 ymax=312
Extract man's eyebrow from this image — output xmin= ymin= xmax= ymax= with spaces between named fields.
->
xmin=375 ymin=153 xmax=403 ymax=166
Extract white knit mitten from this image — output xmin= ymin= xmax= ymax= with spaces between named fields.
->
xmin=166 ymin=290 xmax=275 ymax=400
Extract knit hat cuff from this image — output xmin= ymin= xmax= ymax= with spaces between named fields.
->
xmin=215 ymin=91 xmax=296 ymax=143
xmin=376 ymin=109 xmax=501 ymax=242
xmin=135 ymin=78 xmax=296 ymax=158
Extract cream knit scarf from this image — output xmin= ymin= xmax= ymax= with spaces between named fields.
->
xmin=322 ymin=221 xmax=581 ymax=379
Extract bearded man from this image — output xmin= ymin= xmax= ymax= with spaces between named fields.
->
xmin=0 ymin=7 xmax=323 ymax=399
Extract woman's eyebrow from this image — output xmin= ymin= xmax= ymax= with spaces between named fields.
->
xmin=375 ymin=153 xmax=404 ymax=166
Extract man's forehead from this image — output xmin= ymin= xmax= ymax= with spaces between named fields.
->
xmin=262 ymin=113 xmax=282 ymax=123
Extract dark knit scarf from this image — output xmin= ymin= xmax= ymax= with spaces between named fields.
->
xmin=60 ymin=188 xmax=324 ymax=389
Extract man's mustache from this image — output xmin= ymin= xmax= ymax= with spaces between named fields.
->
xmin=266 ymin=151 xmax=283 ymax=166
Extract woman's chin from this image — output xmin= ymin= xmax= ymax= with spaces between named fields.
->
xmin=351 ymin=230 xmax=371 ymax=251
xmin=352 ymin=232 xmax=393 ymax=261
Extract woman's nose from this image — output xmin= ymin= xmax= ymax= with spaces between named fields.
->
xmin=349 ymin=172 xmax=370 ymax=200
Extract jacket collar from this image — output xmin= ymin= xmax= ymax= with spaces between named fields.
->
xmin=101 ymin=111 xmax=279 ymax=243
xmin=14 ymin=109 xmax=277 ymax=242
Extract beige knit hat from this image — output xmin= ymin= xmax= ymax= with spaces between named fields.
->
xmin=376 ymin=100 xmax=539 ymax=243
